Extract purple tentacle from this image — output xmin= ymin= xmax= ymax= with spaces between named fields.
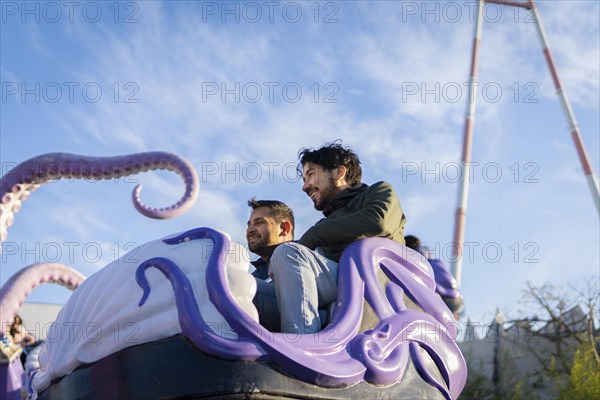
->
xmin=0 ymin=263 xmax=85 ymax=336
xmin=136 ymin=257 xmax=266 ymax=360
xmin=0 ymin=152 xmax=199 ymax=251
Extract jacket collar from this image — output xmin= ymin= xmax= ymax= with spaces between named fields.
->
xmin=323 ymin=183 xmax=369 ymax=217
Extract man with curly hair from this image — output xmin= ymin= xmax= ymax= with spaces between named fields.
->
xmin=264 ymin=142 xmax=406 ymax=334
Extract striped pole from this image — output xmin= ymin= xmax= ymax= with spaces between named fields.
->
xmin=527 ymin=0 xmax=600 ymax=214
xmin=450 ymin=0 xmax=485 ymax=286
xmin=484 ymin=0 xmax=531 ymax=9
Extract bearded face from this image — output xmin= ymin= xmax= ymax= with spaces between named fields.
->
xmin=246 ymin=207 xmax=284 ymax=258
xmin=301 ymin=162 xmax=342 ymax=211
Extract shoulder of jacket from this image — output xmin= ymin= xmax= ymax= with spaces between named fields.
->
xmin=372 ymin=180 xmax=391 ymax=187
xmin=368 ymin=181 xmax=396 ymax=192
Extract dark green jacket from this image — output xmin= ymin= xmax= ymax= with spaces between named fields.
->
xmin=297 ymin=181 xmax=406 ymax=262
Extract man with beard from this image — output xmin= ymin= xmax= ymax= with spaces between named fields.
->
xmin=265 ymin=142 xmax=406 ymax=334
xmin=246 ymin=198 xmax=302 ymax=332
xmin=246 ymin=198 xmax=295 ymax=281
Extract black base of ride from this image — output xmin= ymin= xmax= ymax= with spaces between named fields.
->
xmin=39 ymin=335 xmax=444 ymax=400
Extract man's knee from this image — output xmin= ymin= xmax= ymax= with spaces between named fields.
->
xmin=271 ymin=242 xmax=318 ymax=277
xmin=271 ymin=242 xmax=306 ymax=265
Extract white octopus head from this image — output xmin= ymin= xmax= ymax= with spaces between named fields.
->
xmin=31 ymin=231 xmax=257 ymax=395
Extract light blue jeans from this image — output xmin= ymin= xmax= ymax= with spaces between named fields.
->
xmin=253 ymin=242 xmax=338 ymax=334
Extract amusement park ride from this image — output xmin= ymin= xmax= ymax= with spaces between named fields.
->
xmin=450 ymin=0 xmax=600 ymax=286
xmin=0 ymin=1 xmax=597 ymax=399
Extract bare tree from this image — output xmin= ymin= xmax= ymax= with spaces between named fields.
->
xmin=460 ymin=277 xmax=599 ymax=400
xmin=508 ymin=278 xmax=599 ymax=373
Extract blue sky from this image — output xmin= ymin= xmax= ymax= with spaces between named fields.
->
xmin=1 ymin=0 xmax=599 ymax=335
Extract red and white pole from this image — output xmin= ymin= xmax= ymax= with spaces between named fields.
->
xmin=484 ymin=0 xmax=531 ymax=9
xmin=527 ymin=0 xmax=600 ymax=214
xmin=451 ymin=0 xmax=485 ymax=286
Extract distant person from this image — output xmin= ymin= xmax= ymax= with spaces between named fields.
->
xmin=9 ymin=315 xmax=35 ymax=346
xmin=9 ymin=314 xmax=36 ymax=366
xmin=405 ymin=235 xmax=464 ymax=319
xmin=404 ymin=235 xmax=422 ymax=256
xmin=260 ymin=142 xmax=406 ymax=334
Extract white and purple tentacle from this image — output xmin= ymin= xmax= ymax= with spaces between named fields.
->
xmin=0 ymin=152 xmax=199 ymax=250
xmin=0 ymin=263 xmax=85 ymax=337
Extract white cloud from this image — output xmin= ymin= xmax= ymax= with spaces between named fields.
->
xmin=540 ymin=0 xmax=600 ymax=108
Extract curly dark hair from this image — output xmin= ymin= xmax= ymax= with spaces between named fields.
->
xmin=296 ymin=141 xmax=362 ymax=186
xmin=404 ymin=235 xmax=421 ymax=251
xmin=247 ymin=198 xmax=295 ymax=235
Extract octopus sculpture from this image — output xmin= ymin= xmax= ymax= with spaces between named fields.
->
xmin=0 ymin=152 xmax=199 ymax=399
xmin=0 ymin=263 xmax=85 ymax=399
xmin=0 ymin=152 xmax=467 ymax=400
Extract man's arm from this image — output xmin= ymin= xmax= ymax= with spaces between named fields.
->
xmin=298 ymin=182 xmax=404 ymax=249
